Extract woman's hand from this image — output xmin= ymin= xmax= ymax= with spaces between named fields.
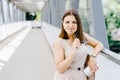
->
xmin=72 ymin=38 xmax=80 ymax=49
xmin=88 ymin=57 xmax=99 ymax=73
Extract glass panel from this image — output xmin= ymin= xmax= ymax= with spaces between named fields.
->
xmin=2 ymin=0 xmax=10 ymax=23
xmin=0 ymin=0 xmax=3 ymax=24
xmin=102 ymin=0 xmax=120 ymax=53
xmin=9 ymin=2 xmax=13 ymax=22
xmin=79 ymin=0 xmax=89 ymax=34
xmin=13 ymin=5 xmax=18 ymax=22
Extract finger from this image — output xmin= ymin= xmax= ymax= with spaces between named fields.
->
xmin=72 ymin=43 xmax=78 ymax=49
xmin=75 ymin=40 xmax=80 ymax=46
xmin=75 ymin=38 xmax=80 ymax=42
xmin=88 ymin=67 xmax=93 ymax=73
xmin=75 ymin=44 xmax=79 ymax=48
xmin=90 ymin=66 xmax=96 ymax=72
xmin=74 ymin=39 xmax=78 ymax=43
xmin=76 ymin=39 xmax=80 ymax=43
xmin=89 ymin=66 xmax=94 ymax=72
xmin=95 ymin=64 xmax=99 ymax=70
xmin=95 ymin=66 xmax=99 ymax=71
xmin=93 ymin=65 xmax=99 ymax=72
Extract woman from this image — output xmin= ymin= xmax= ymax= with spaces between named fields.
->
xmin=52 ymin=9 xmax=103 ymax=80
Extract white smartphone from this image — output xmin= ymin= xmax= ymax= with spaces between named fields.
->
xmin=84 ymin=66 xmax=92 ymax=77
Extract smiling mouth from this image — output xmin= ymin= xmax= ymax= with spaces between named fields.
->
xmin=70 ymin=30 xmax=72 ymax=32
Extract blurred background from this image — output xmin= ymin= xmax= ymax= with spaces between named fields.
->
xmin=102 ymin=0 xmax=120 ymax=53
xmin=0 ymin=0 xmax=120 ymax=80
xmin=0 ymin=0 xmax=120 ymax=53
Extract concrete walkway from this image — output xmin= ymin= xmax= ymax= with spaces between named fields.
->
xmin=0 ymin=28 xmax=55 ymax=80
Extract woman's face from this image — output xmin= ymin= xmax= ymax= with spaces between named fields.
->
xmin=63 ymin=15 xmax=77 ymax=35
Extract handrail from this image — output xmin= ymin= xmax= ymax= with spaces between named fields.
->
xmin=101 ymin=48 xmax=120 ymax=65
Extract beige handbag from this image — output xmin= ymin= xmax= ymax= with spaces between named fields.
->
xmin=84 ymin=55 xmax=95 ymax=80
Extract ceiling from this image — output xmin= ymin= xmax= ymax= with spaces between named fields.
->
xmin=10 ymin=0 xmax=48 ymax=12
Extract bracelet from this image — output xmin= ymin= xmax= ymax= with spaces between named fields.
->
xmin=90 ymin=55 xmax=97 ymax=58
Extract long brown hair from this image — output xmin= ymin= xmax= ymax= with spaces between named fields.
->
xmin=59 ymin=9 xmax=85 ymax=41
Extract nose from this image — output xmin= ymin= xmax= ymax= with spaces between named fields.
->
xmin=69 ymin=22 xmax=73 ymax=27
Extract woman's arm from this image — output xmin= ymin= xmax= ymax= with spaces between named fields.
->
xmin=52 ymin=38 xmax=76 ymax=73
xmin=84 ymin=33 xmax=103 ymax=57
xmin=84 ymin=33 xmax=103 ymax=72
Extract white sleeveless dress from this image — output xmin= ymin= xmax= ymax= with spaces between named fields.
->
xmin=53 ymin=38 xmax=88 ymax=80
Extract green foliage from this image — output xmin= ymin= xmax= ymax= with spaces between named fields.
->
xmin=102 ymin=0 xmax=120 ymax=53
xmin=105 ymin=12 xmax=120 ymax=29
xmin=104 ymin=10 xmax=120 ymax=53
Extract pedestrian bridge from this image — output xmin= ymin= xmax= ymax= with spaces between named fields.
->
xmin=0 ymin=21 xmax=120 ymax=80
xmin=0 ymin=0 xmax=120 ymax=80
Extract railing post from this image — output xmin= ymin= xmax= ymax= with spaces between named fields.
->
xmin=87 ymin=0 xmax=109 ymax=49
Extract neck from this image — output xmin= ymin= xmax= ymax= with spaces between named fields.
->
xmin=68 ymin=34 xmax=75 ymax=41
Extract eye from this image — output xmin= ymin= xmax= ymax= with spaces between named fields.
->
xmin=65 ymin=21 xmax=69 ymax=24
xmin=72 ymin=21 xmax=77 ymax=24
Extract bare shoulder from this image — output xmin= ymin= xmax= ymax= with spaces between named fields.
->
xmin=52 ymin=37 xmax=64 ymax=59
xmin=53 ymin=37 xmax=62 ymax=44
xmin=53 ymin=37 xmax=63 ymax=48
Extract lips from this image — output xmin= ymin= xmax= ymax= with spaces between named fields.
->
xmin=69 ymin=29 xmax=74 ymax=32
xmin=69 ymin=28 xmax=74 ymax=30
xmin=69 ymin=30 xmax=74 ymax=33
